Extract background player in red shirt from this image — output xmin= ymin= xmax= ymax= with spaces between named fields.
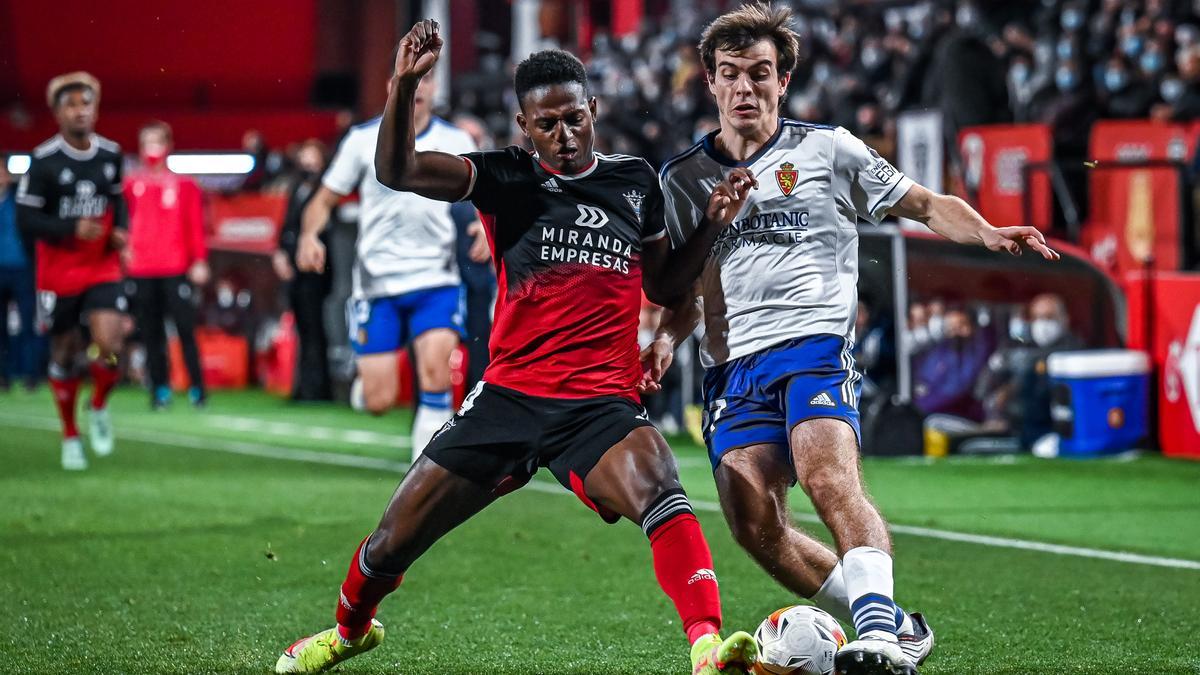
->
xmin=15 ymin=72 xmax=127 ymax=470
xmin=274 ymin=21 xmax=760 ymax=675
xmin=124 ymin=121 xmax=210 ymax=409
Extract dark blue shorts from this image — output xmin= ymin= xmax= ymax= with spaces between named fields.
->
xmin=348 ymin=285 xmax=464 ymax=355
xmin=702 ymin=334 xmax=862 ymax=471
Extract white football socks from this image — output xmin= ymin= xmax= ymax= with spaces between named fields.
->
xmin=813 ymin=560 xmax=913 ymax=635
xmin=842 ymin=546 xmax=899 ymax=642
xmin=411 ymin=391 xmax=452 ymax=463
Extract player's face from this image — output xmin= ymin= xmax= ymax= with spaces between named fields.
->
xmin=54 ymin=89 xmax=97 ymax=137
xmin=708 ymin=39 xmax=790 ymax=136
xmin=517 ymin=83 xmax=597 ymax=174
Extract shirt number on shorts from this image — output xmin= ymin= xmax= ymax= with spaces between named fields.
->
xmin=704 ymin=398 xmax=727 ymax=436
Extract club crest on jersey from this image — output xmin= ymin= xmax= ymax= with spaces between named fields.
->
xmin=59 ymin=167 xmax=74 ymax=185
xmin=623 ymin=190 xmax=645 ymax=223
xmin=103 ymin=163 xmax=116 ymax=181
xmin=775 ymin=162 xmax=798 ymax=196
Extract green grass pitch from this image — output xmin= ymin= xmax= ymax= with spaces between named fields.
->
xmin=1 ymin=388 xmax=1198 ymax=674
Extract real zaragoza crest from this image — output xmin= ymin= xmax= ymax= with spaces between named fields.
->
xmin=775 ymin=161 xmax=798 ymax=197
xmin=623 ymin=189 xmax=645 ymax=223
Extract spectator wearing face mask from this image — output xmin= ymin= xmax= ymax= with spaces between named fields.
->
xmin=976 ymin=294 xmax=1082 ymax=448
xmin=914 ymin=306 xmax=995 ymax=420
xmin=1031 ymin=58 xmax=1098 ymax=162
xmin=1152 ymin=44 xmax=1200 ymax=120
xmin=1100 ymin=55 xmax=1157 ymax=118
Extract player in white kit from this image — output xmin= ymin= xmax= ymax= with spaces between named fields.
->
xmin=645 ymin=6 xmax=1059 ymax=674
xmin=297 ymin=73 xmax=478 ymax=460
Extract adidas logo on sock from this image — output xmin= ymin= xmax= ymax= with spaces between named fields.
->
xmin=688 ymin=568 xmax=718 ymax=585
xmin=809 ymin=391 xmax=837 ymax=407
xmin=542 ymin=178 xmax=562 ymax=192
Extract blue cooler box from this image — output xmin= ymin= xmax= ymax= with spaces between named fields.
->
xmin=1047 ymin=350 xmax=1150 ymax=457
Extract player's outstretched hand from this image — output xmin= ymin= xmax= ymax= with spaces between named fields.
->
xmin=637 ymin=336 xmax=675 ymax=394
xmin=296 ymin=233 xmax=326 ymax=273
xmin=983 ymin=226 xmax=1061 ymax=260
xmin=395 ymin=19 xmax=442 ymax=82
xmin=705 ymin=167 xmax=758 ymax=226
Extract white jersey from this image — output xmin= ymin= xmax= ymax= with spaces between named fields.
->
xmin=660 ymin=120 xmax=913 ymax=368
xmin=322 ymin=116 xmax=477 ymax=299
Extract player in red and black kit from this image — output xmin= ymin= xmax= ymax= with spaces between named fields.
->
xmin=16 ymin=72 xmax=128 ymax=471
xmin=274 ymin=21 xmax=760 ymax=675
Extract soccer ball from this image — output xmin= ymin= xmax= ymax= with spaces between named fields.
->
xmin=752 ymin=605 xmax=848 ymax=675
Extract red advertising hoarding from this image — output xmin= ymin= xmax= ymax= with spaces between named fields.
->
xmin=207 ymin=194 xmax=287 ymax=255
xmin=1125 ymin=272 xmax=1200 ymax=460
xmin=958 ymin=124 xmax=1053 ymax=230
xmin=1082 ymin=121 xmax=1195 ymax=274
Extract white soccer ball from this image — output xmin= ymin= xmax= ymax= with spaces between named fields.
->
xmin=752 ymin=605 xmax=848 ymax=675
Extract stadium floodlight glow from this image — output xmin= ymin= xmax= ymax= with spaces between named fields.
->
xmin=7 ymin=154 xmax=31 ymax=175
xmin=166 ymin=153 xmax=256 ymax=175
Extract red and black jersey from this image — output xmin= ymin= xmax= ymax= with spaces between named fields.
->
xmin=15 ymin=134 xmax=125 ymax=297
xmin=461 ymin=147 xmax=666 ymax=401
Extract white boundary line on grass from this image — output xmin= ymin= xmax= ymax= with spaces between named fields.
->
xmin=2 ymin=411 xmax=1198 ymax=571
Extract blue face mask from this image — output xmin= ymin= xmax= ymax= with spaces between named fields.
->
xmin=1057 ymin=39 xmax=1075 ymax=60
xmin=1161 ymin=78 xmax=1185 ymax=102
xmin=1104 ymin=68 xmax=1128 ymax=92
xmin=1011 ymin=62 xmax=1031 ymax=84
xmin=1056 ymin=68 xmax=1078 ymax=91
xmin=1141 ymin=51 xmax=1164 ymax=73
xmin=1122 ymin=35 xmax=1144 ymax=57
xmin=1061 ymin=9 xmax=1084 ymax=31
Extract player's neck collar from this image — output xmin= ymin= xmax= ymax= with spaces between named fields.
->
xmin=56 ymin=133 xmax=99 ymax=161
xmin=703 ymin=121 xmax=783 ymax=168
xmin=534 ymin=153 xmax=598 ymax=180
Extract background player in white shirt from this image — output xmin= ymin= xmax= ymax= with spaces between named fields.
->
xmin=297 ymin=72 xmax=479 ymax=460
xmin=646 ymin=5 xmax=1058 ymax=674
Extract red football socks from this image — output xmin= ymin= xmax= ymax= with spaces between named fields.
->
xmin=649 ymin=512 xmax=722 ymax=644
xmin=48 ymin=375 xmax=81 ymax=439
xmin=335 ymin=536 xmax=403 ymax=640
xmin=89 ymin=356 xmax=119 ymax=410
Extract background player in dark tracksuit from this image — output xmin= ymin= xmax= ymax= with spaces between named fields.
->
xmin=273 ymin=20 xmax=763 ymax=675
xmin=16 ymin=72 xmax=128 ymax=471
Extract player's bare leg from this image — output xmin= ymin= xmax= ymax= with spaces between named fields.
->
xmin=788 ymin=419 xmax=915 ymax=674
xmin=409 ymin=327 xmax=457 ymax=461
xmin=86 ymin=309 xmax=124 ymax=457
xmin=356 ymin=353 xmax=399 ymax=417
xmin=584 ymin=427 xmax=757 ymax=674
xmin=48 ymin=329 xmax=86 ymax=469
xmin=715 ymin=443 xmax=840 ymax=595
xmin=276 ymin=457 xmax=497 ymax=673
xmin=715 ymin=437 xmax=932 ymax=667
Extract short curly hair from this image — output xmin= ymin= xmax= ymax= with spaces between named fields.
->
xmin=514 ymin=50 xmax=589 ymax=107
xmin=698 ymin=3 xmax=799 ymax=76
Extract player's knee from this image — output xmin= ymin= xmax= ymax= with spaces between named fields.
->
xmin=799 ymin=465 xmax=857 ymax=511
xmin=728 ymin=503 xmax=785 ymax=553
xmin=362 ymin=383 xmax=395 ymax=415
xmin=638 ymin=487 xmax=695 ymax=539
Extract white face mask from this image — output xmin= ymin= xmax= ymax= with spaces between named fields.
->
xmin=909 ymin=327 xmax=931 ymax=349
xmin=927 ymin=315 xmax=946 ymax=340
xmin=1030 ymin=319 xmax=1064 ymax=347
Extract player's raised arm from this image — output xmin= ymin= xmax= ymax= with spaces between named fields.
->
xmin=887 ymin=183 xmax=1060 ymax=261
xmin=375 ymin=19 xmax=471 ymax=202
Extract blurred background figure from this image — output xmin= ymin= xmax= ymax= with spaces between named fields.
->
xmin=914 ymin=305 xmax=994 ymax=420
xmin=0 ymin=155 xmax=39 ymax=392
xmin=977 ymin=293 xmax=1082 ymax=448
xmin=853 ymin=293 xmax=897 ymax=404
xmin=274 ymin=139 xmax=333 ymax=401
xmin=125 ymin=121 xmax=209 ymax=409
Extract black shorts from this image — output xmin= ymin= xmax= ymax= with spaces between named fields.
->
xmin=423 ymin=382 xmax=654 ymax=519
xmin=39 ymin=282 xmax=128 ymax=336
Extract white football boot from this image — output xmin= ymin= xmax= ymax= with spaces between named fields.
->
xmin=898 ymin=612 xmax=934 ymax=666
xmin=61 ymin=437 xmax=88 ymax=471
xmin=89 ymin=405 xmax=114 ymax=457
xmin=835 ymin=637 xmax=917 ymax=675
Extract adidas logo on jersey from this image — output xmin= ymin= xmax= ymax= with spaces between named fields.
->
xmin=809 ymin=391 xmax=837 ymax=407
xmin=542 ymin=178 xmax=562 ymax=193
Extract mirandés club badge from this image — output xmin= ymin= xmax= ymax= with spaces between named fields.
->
xmin=775 ymin=161 xmax=798 ymax=196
